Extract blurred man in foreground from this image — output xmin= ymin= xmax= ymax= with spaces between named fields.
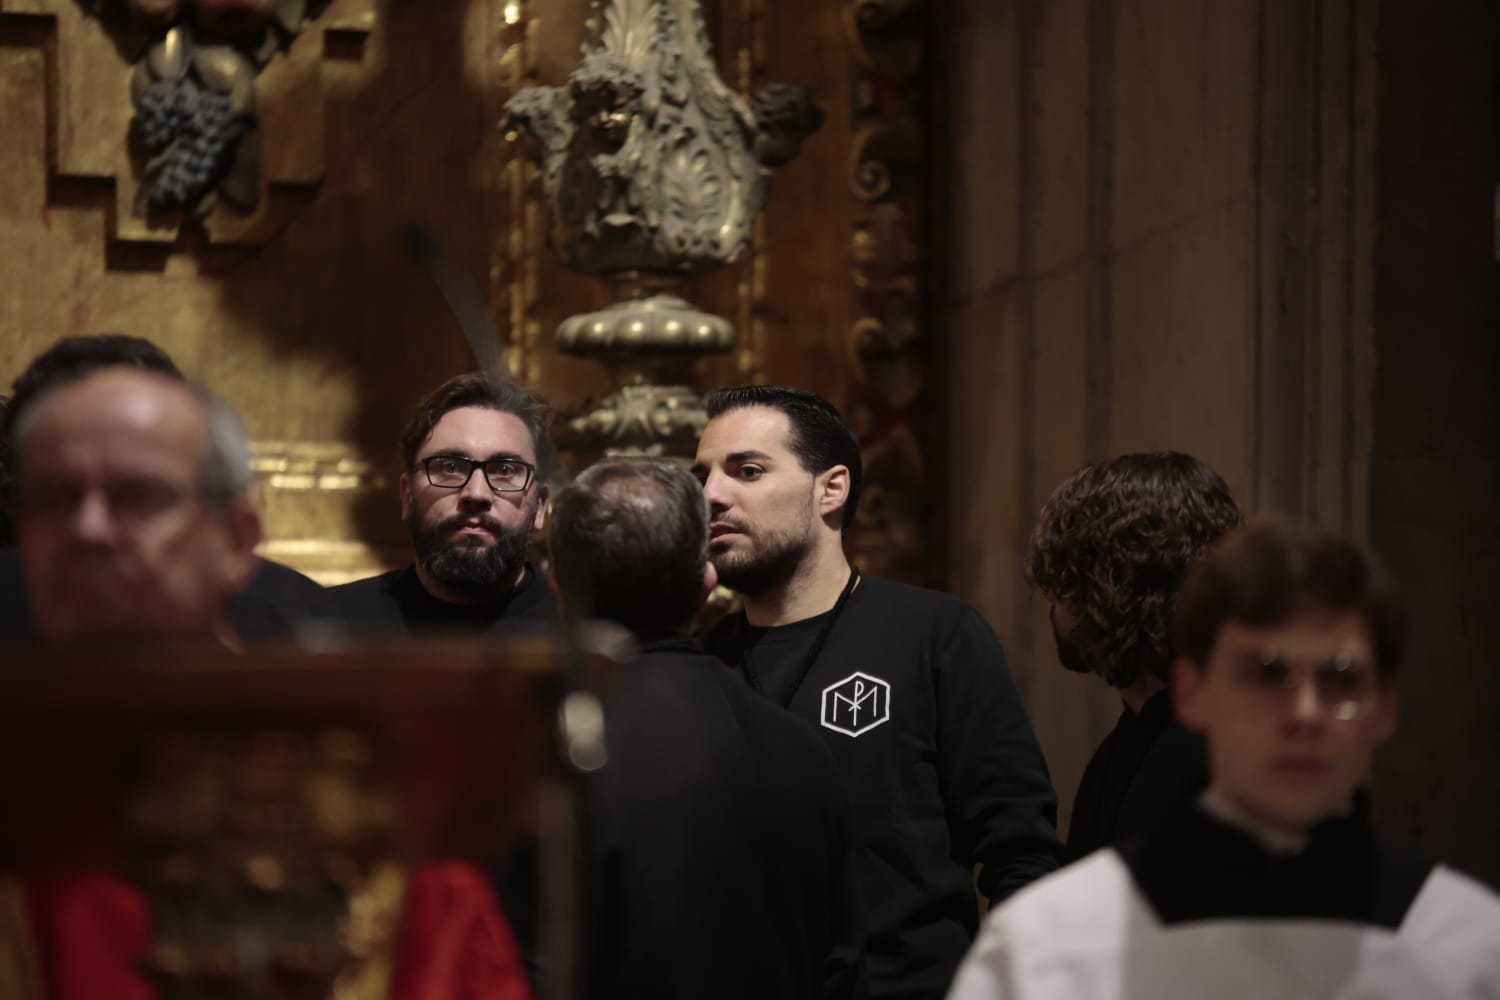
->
xmin=5 ymin=367 xmax=531 ymax=1000
xmin=949 ymin=521 xmax=1500 ymax=999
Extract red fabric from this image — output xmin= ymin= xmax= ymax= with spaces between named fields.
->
xmin=391 ymin=862 xmax=534 ymax=1000
xmin=22 ymin=872 xmax=155 ymax=1000
xmin=21 ymin=863 xmax=530 ymax=1000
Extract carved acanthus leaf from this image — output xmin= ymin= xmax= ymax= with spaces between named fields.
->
xmin=503 ymin=0 xmax=821 ymax=278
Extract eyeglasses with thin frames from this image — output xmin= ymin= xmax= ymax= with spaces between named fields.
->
xmin=1228 ymin=649 xmax=1380 ymax=721
xmin=420 ymin=455 xmax=536 ymax=493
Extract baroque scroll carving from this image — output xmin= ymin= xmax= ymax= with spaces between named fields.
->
xmin=843 ymin=0 xmax=932 ymax=583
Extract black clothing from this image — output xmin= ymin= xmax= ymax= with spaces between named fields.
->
xmin=0 ymin=546 xmax=332 ymax=642
xmin=230 ymin=558 xmax=337 ymax=638
xmin=1066 ymin=688 xmax=1208 ymax=860
xmin=325 ymin=563 xmax=557 ymax=635
xmin=705 ymin=576 xmax=1060 ymax=1000
xmin=1120 ymin=796 xmax=1433 ymax=928
xmin=585 ymin=634 xmax=866 ymax=1000
xmin=328 ymin=561 xmax=558 ymax=988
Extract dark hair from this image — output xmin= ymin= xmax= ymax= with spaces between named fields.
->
xmin=1 ymin=336 xmax=184 ymax=543
xmin=4 ymin=335 xmax=183 ymax=439
xmin=549 ymin=457 xmax=708 ymax=634
xmin=399 ymin=373 xmax=554 ymax=479
xmin=1174 ymin=519 xmax=1408 ymax=677
xmin=703 ymin=385 xmax=862 ymax=526
xmin=1026 ymin=451 xmax=1242 ymax=687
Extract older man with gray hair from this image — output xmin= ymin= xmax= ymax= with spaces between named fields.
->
xmin=10 ymin=366 xmax=263 ymax=643
xmin=6 ymin=365 xmax=538 ymax=1000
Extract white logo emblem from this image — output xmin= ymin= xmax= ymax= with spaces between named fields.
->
xmin=820 ymin=672 xmax=891 ymax=737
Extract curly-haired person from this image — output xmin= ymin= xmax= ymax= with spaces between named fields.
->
xmin=1027 ymin=451 xmax=1241 ymax=860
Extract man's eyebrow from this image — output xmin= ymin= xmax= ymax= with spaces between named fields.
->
xmin=725 ymin=449 xmax=774 ymax=464
xmin=421 ymin=449 xmax=530 ymax=462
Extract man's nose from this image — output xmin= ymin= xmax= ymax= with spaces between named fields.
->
xmin=1287 ymin=675 xmax=1328 ymax=725
xmin=457 ymin=469 xmax=495 ymax=506
xmin=700 ymin=470 xmax=730 ymax=512
xmin=68 ymin=491 xmax=115 ymax=543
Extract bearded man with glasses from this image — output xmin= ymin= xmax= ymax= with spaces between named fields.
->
xmin=948 ymin=519 xmax=1500 ymax=1000
xmin=327 ymin=372 xmax=560 ymax=990
xmin=329 ymin=372 xmax=557 ymax=635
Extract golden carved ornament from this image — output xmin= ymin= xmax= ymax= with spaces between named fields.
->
xmin=502 ymin=0 xmax=822 ymax=463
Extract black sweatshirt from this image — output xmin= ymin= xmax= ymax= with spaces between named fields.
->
xmin=584 ymin=634 xmax=867 ymax=1000
xmin=1066 ymin=687 xmax=1208 ymax=860
xmin=706 ymin=575 xmax=1061 ymax=1000
xmin=325 ymin=562 xmax=557 ymax=636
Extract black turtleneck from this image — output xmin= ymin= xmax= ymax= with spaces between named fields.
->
xmin=1119 ymin=797 xmax=1433 ymax=928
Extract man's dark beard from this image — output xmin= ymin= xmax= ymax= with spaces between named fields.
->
xmin=408 ymin=509 xmax=532 ymax=601
xmin=712 ymin=528 xmax=812 ymax=599
xmin=1053 ymin=625 xmax=1093 ymax=674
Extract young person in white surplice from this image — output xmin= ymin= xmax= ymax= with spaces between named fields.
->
xmin=948 ymin=519 xmax=1500 ymax=1000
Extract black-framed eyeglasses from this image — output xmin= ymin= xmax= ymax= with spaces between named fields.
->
xmin=420 ymin=455 xmax=536 ymax=493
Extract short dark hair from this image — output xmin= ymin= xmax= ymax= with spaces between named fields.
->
xmin=549 ymin=457 xmax=708 ymax=634
xmin=4 ymin=335 xmax=183 ymax=439
xmin=1026 ymin=451 xmax=1242 ymax=687
xmin=703 ymin=385 xmax=862 ymax=526
xmin=399 ymin=373 xmax=554 ymax=479
xmin=1174 ymin=519 xmax=1408 ymax=677
xmin=1 ymin=336 xmax=185 ymax=544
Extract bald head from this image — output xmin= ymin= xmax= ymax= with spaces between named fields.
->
xmin=12 ymin=368 xmax=262 ymax=640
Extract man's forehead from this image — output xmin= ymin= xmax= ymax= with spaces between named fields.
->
xmin=423 ymin=405 xmax=537 ymax=460
xmin=25 ymin=369 xmax=204 ymax=450
xmin=1211 ymin=613 xmax=1375 ymax=657
xmin=698 ymin=406 xmax=795 ymax=458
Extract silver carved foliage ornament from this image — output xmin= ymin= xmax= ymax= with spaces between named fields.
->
xmin=80 ymin=0 xmax=328 ymax=216
xmin=503 ymin=0 xmax=822 ymax=457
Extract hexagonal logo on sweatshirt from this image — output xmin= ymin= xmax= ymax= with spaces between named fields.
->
xmin=820 ymin=672 xmax=891 ymax=737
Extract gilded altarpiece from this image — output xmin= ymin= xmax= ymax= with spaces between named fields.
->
xmin=0 ymin=0 xmax=936 ymax=585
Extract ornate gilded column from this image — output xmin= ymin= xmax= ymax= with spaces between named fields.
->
xmin=502 ymin=0 xmax=822 ymax=461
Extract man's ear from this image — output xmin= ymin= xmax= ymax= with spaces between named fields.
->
xmin=817 ymin=465 xmax=851 ymax=522
xmin=532 ymin=483 xmax=550 ymax=532
xmin=700 ymin=560 xmax=719 ymax=607
xmin=219 ymin=502 xmax=265 ymax=596
xmin=399 ymin=471 xmax=412 ymax=519
xmin=1173 ymin=657 xmax=1207 ymax=732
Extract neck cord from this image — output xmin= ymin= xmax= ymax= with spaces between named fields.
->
xmin=741 ymin=566 xmax=861 ymax=707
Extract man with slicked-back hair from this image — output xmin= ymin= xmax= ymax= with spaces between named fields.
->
xmin=694 ymin=386 xmax=1061 ymax=1000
